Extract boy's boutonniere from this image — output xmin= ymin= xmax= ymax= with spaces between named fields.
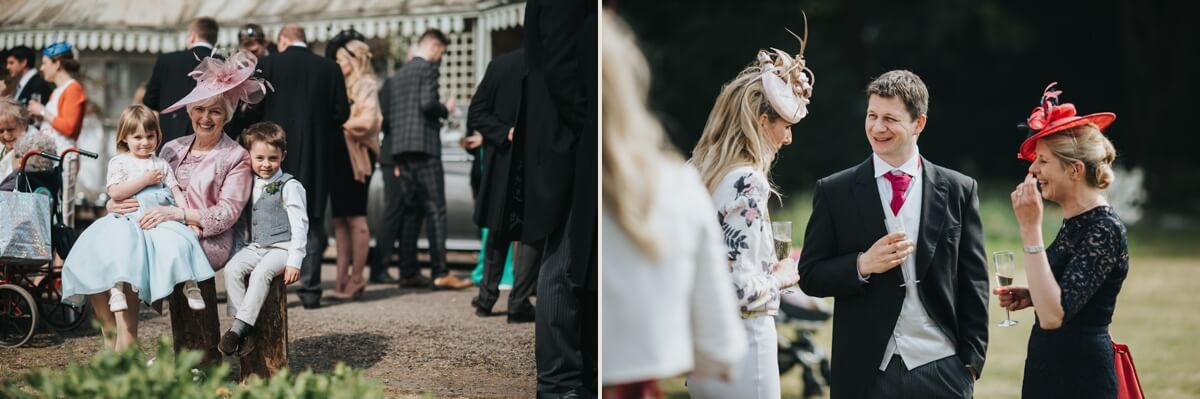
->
xmin=264 ymin=180 xmax=283 ymax=194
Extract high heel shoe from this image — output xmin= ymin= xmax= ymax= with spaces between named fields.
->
xmin=342 ymin=280 xmax=366 ymax=301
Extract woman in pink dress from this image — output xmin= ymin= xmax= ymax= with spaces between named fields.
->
xmin=107 ymin=51 xmax=267 ymax=363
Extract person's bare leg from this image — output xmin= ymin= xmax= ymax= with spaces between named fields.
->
xmin=112 ymin=286 xmax=140 ymax=353
xmin=88 ymin=293 xmax=117 ymax=350
xmin=347 ymin=217 xmax=370 ymax=295
xmin=331 ymin=218 xmax=352 ymax=298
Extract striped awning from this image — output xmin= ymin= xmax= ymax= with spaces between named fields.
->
xmin=0 ymin=0 xmax=524 ymax=54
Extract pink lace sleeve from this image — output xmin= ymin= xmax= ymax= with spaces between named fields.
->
xmin=196 ymin=151 xmax=252 ymax=238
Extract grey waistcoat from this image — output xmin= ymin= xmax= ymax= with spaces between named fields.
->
xmin=249 ymin=173 xmax=294 ymax=246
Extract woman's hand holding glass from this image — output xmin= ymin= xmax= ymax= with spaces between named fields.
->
xmin=771 ymin=258 xmax=800 ymax=291
xmin=993 ymin=285 xmax=1033 ymax=312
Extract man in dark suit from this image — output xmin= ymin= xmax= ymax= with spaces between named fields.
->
xmin=378 ymin=29 xmax=472 ymax=290
xmin=143 ymin=17 xmax=219 ymax=143
xmin=796 ymin=70 xmax=988 ymax=399
xmin=5 ymin=46 xmax=54 ymax=113
xmin=465 ymin=48 xmax=540 ymax=323
xmin=518 ymin=0 xmax=597 ymax=396
xmin=252 ymin=24 xmax=350 ymax=309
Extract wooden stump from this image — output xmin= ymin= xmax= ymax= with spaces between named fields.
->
xmin=168 ymin=278 xmax=221 ymax=366
xmin=238 ymin=276 xmax=288 ymax=381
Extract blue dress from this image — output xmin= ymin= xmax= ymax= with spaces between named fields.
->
xmin=61 ymin=184 xmax=214 ymax=306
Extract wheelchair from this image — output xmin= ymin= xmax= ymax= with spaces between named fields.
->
xmin=0 ymin=147 xmax=97 ymax=348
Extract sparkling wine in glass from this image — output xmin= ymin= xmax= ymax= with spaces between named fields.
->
xmin=993 ymin=251 xmax=1019 ymax=327
xmin=884 ymin=217 xmax=918 ymax=287
xmin=771 ymin=221 xmax=796 ymax=294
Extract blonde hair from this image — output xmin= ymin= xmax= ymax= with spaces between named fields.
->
xmin=338 ymin=40 xmax=376 ymax=90
xmin=115 ymin=104 xmax=162 ymax=153
xmin=1042 ymin=124 xmax=1117 ymax=189
xmin=602 ymin=16 xmax=679 ymax=261
xmin=689 ymin=63 xmax=781 ymax=195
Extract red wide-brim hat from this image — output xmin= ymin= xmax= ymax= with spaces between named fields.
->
xmin=1017 ymin=82 xmax=1115 ymax=161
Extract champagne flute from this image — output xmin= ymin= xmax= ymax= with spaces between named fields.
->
xmin=884 ymin=217 xmax=918 ymax=287
xmin=771 ymin=221 xmax=797 ymax=294
xmin=993 ymin=251 xmax=1019 ymax=327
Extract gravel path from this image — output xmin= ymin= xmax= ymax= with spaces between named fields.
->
xmin=1 ymin=262 xmax=537 ymax=398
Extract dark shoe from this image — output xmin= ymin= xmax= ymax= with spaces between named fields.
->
xmin=471 ymin=297 xmax=493 ymax=317
xmin=218 ymin=331 xmax=241 ymax=356
xmin=397 ymin=274 xmax=432 ymax=289
xmin=369 ymin=274 xmax=398 ymax=284
xmin=301 ymin=299 xmax=321 ymax=309
xmin=433 ymin=274 xmax=473 ymax=290
xmin=560 ymin=388 xmax=586 ymax=399
xmin=507 ymin=307 xmax=536 ymax=324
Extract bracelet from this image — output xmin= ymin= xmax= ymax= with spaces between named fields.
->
xmin=1023 ymin=244 xmax=1044 ymax=254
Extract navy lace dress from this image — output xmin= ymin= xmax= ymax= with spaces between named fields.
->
xmin=1022 ymin=206 xmax=1129 ymax=399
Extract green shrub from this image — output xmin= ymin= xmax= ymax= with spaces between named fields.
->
xmin=1 ymin=337 xmax=385 ymax=399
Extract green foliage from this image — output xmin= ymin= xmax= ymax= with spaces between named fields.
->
xmin=1 ymin=337 xmax=385 ymax=399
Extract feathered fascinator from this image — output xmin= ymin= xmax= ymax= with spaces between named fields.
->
xmin=1016 ymin=82 xmax=1114 ymax=161
xmin=757 ymin=12 xmax=815 ymax=124
xmin=163 ymin=51 xmax=274 ymax=114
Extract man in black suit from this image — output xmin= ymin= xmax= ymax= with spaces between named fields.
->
xmin=465 ymin=48 xmax=540 ymax=323
xmin=5 ymin=46 xmax=54 ymax=113
xmin=143 ymin=17 xmax=219 ymax=143
xmin=518 ymin=0 xmax=597 ymax=396
xmin=252 ymin=24 xmax=350 ymax=309
xmin=796 ymin=70 xmax=988 ymax=399
xmin=378 ymin=29 xmax=472 ymax=290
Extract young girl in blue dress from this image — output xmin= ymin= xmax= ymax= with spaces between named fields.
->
xmin=61 ymin=104 xmax=214 ymax=351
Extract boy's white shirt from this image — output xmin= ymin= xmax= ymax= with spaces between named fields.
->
xmin=250 ymin=169 xmax=308 ymax=268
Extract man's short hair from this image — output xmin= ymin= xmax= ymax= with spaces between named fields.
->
xmin=866 ymin=70 xmax=929 ymax=121
xmin=191 ymin=17 xmax=219 ymax=44
xmin=6 ymin=46 xmax=36 ymax=70
xmin=418 ymin=29 xmax=449 ymax=47
xmin=279 ymin=24 xmax=307 ymax=44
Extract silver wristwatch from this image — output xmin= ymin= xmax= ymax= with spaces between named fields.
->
xmin=1023 ymin=244 xmax=1045 ymax=254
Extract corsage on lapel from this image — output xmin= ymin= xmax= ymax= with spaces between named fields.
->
xmin=264 ymin=180 xmax=283 ymax=195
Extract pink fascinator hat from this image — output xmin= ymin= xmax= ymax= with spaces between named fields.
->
xmin=757 ymin=12 xmax=815 ymax=124
xmin=163 ymin=51 xmax=273 ymax=114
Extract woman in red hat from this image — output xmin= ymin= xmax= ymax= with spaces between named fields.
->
xmin=995 ymin=82 xmax=1128 ymax=398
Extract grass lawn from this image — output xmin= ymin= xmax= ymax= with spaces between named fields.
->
xmin=659 ymin=188 xmax=1200 ymax=398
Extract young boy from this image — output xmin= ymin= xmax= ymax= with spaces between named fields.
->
xmin=219 ymin=122 xmax=307 ymax=356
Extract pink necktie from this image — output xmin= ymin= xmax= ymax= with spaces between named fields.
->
xmin=883 ymin=171 xmax=912 ymax=215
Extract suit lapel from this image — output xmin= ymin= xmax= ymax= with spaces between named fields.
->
xmin=853 ymin=157 xmax=903 ymax=285
xmin=916 ymin=157 xmax=948 ymax=280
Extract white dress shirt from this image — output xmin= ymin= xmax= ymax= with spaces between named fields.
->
xmin=15 ymin=69 xmax=37 ymax=99
xmin=872 ymin=147 xmax=956 ymax=371
xmin=251 ymin=170 xmax=308 ymax=267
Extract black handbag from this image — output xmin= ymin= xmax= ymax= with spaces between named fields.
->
xmin=52 ymin=210 xmax=76 ymax=258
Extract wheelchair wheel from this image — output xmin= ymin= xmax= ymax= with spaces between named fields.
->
xmin=36 ymin=273 xmax=90 ymax=332
xmin=0 ymin=284 xmax=39 ymax=348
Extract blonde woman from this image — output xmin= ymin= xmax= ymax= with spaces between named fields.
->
xmin=327 ymin=31 xmax=382 ymax=300
xmin=999 ymin=83 xmax=1128 ymax=399
xmin=686 ymin=28 xmax=815 ymax=399
xmin=601 ymin=16 xmax=745 ymax=398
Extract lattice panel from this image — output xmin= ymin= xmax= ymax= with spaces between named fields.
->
xmin=440 ymin=31 xmax=474 ymax=104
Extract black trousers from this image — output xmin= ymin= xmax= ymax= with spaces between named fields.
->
xmin=371 ymin=163 xmax=422 ymax=280
xmin=297 ymin=214 xmax=327 ymax=305
xmin=865 ymin=355 xmax=974 ymax=399
xmin=535 ymin=222 xmax=597 ymax=397
xmin=475 ymin=235 xmax=539 ymax=314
